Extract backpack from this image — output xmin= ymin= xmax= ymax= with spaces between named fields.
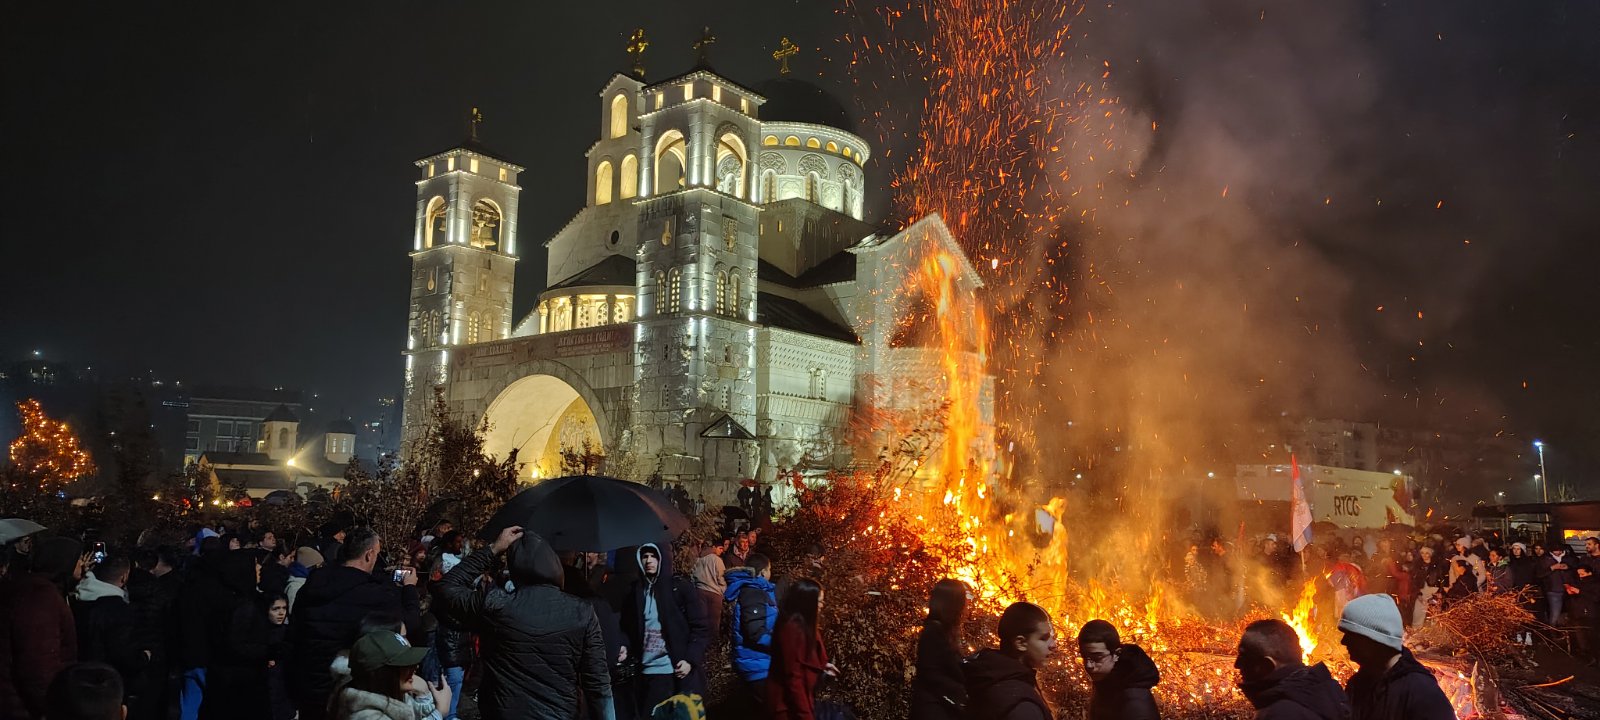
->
xmin=651 ymin=692 xmax=707 ymax=720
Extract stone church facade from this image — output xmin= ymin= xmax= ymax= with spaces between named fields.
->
xmin=401 ymin=68 xmax=988 ymax=502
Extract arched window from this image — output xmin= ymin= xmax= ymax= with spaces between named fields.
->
xmin=715 ymin=132 xmax=747 ymax=198
xmin=806 ymin=172 xmax=821 ymax=202
xmin=716 ymin=269 xmax=729 ymax=313
xmin=424 ymin=197 xmax=447 ymax=248
xmin=806 ymin=137 xmax=820 ymax=149
xmin=655 ymin=129 xmax=687 ymax=193
xmin=666 ymin=268 xmax=682 ymax=313
xmin=826 ymin=141 xmax=838 ymax=153
xmin=763 ymin=135 xmax=778 ymax=146
xmin=729 ymin=272 xmax=741 ymax=316
xmin=620 ymin=154 xmax=638 ymax=199
xmin=277 ymin=427 xmax=290 ymax=449
xmin=762 ymin=170 xmax=777 ymax=203
xmin=469 ymin=199 xmax=502 ymax=250
xmin=467 ymin=311 xmax=482 ymax=343
xmin=610 ymin=93 xmax=628 ymax=138
xmin=595 ymin=161 xmax=614 ymax=205
xmin=654 ymin=270 xmax=667 ymax=315
xmin=784 ymin=136 xmax=800 ymax=147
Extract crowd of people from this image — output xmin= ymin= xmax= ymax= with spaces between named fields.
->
xmin=911 ymin=588 xmax=1455 ymax=720
xmin=0 ymin=512 xmax=834 ymax=720
xmin=3 ymin=506 xmax=1595 ymax=720
xmin=1180 ymin=528 xmax=1600 ymax=663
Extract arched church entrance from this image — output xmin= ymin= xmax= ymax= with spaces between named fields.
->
xmin=480 ymin=374 xmax=605 ymax=481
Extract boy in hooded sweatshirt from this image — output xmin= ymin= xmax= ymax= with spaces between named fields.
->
xmin=1077 ymin=619 xmax=1161 ymax=720
xmin=962 ymin=601 xmax=1055 ymax=720
xmin=618 ymin=543 xmax=711 ymax=717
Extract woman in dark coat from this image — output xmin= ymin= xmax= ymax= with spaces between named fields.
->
xmin=911 ymin=579 xmax=968 ymax=720
xmin=199 ymin=550 xmax=269 ymax=720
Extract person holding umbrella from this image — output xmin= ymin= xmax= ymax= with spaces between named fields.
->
xmin=436 ymin=526 xmax=615 ymax=720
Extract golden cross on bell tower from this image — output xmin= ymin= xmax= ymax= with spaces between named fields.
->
xmin=626 ymin=28 xmax=649 ymax=78
xmin=468 ymin=107 xmax=483 ymax=141
xmin=693 ymin=26 xmax=717 ymax=66
xmin=772 ymin=37 xmax=799 ymax=75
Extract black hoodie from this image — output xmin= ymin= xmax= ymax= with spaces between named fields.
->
xmin=437 ymin=532 xmax=615 ymax=720
xmin=1344 ymin=648 xmax=1453 ymax=720
xmin=1240 ymin=662 xmax=1351 ymax=720
xmin=961 ymin=649 xmax=1050 ymax=720
xmin=1088 ymin=643 xmax=1160 ymax=720
xmin=620 ymin=543 xmax=692 ymax=674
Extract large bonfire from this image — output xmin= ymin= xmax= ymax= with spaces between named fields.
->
xmin=756 ymin=0 xmax=1525 ymax=718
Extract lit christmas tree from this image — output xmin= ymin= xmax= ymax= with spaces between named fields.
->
xmin=8 ymin=399 xmax=96 ymax=492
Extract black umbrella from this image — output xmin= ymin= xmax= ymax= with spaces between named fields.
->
xmin=480 ymin=475 xmax=690 ymax=552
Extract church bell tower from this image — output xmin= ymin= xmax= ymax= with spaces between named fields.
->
xmin=631 ymin=57 xmax=765 ymax=486
xmin=401 ymin=120 xmax=522 ymax=441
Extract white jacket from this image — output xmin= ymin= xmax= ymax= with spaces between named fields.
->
xmin=331 ymin=687 xmax=413 ymax=720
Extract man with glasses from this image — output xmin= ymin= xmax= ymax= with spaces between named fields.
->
xmin=1077 ymin=619 xmax=1160 ymax=720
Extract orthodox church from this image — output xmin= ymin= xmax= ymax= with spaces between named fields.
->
xmin=400 ymin=56 xmax=987 ymax=502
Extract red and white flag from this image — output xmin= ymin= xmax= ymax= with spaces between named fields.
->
xmin=1291 ymin=454 xmax=1313 ymax=552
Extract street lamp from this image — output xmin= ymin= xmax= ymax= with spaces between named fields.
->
xmin=1533 ymin=440 xmax=1548 ymax=504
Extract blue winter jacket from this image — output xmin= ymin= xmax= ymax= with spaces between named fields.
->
xmin=723 ymin=568 xmax=777 ymax=681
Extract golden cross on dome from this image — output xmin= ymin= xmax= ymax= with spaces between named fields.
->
xmin=693 ymin=26 xmax=717 ymax=65
xmin=468 ymin=107 xmax=483 ymax=141
xmin=773 ymin=37 xmax=799 ymax=75
xmin=626 ymin=28 xmax=650 ymax=77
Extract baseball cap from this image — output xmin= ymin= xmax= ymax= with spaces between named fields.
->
xmin=349 ymin=630 xmax=428 ymax=673
xmin=0 ymin=519 xmax=45 ymax=545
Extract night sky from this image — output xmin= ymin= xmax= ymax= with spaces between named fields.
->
xmin=3 ymin=2 xmax=1597 ymax=483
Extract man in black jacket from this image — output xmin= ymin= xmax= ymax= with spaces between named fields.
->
xmin=1337 ymin=594 xmax=1452 ymax=720
xmin=962 ymin=601 xmax=1055 ymax=720
xmin=126 ymin=547 xmax=180 ymax=720
xmin=1077 ymin=619 xmax=1160 ymax=720
xmin=1537 ymin=543 xmax=1578 ymax=625
xmin=1234 ymin=619 xmax=1349 ymax=720
xmin=286 ymin=527 xmax=420 ymax=720
xmin=70 ymin=555 xmax=154 ymax=707
xmin=437 ymin=525 xmax=614 ymax=720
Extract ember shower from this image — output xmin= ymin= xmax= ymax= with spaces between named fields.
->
xmin=846 ymin=0 xmax=1400 ymax=592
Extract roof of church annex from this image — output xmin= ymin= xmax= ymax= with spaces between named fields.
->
xmin=547 ymin=255 xmax=637 ymax=291
xmin=755 ymin=292 xmax=857 ymax=343
xmin=325 ymin=418 xmax=358 ymax=435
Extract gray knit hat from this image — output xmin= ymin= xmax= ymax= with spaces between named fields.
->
xmin=1338 ymin=594 xmax=1405 ymax=651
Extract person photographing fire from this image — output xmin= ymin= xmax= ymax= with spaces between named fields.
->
xmin=1337 ymin=594 xmax=1453 ymax=719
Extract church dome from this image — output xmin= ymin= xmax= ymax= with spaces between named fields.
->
xmin=756 ymin=78 xmax=852 ymax=131
xmin=326 ymin=418 xmax=358 ymax=435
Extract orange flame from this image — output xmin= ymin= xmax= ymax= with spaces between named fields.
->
xmin=1282 ymin=578 xmax=1320 ymax=662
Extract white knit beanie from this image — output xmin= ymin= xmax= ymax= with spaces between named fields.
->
xmin=1338 ymin=594 xmax=1405 ymax=651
